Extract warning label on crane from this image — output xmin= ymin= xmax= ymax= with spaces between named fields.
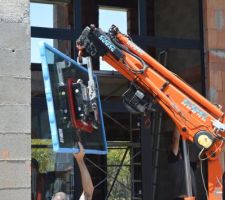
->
xmin=182 ymin=98 xmax=208 ymax=121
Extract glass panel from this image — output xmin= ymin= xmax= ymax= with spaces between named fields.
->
xmin=42 ymin=47 xmax=106 ymax=151
xmin=31 ymin=38 xmax=53 ymax=63
xmin=99 ymin=7 xmax=128 ymax=71
xmin=31 ymin=140 xmax=75 ymax=200
xmin=31 ymin=38 xmax=71 ymax=63
xmin=31 ymin=45 xmax=107 ymax=200
xmin=31 ymin=47 xmax=76 ymax=200
xmin=32 ymin=96 xmax=51 ymax=139
xmin=32 ymin=139 xmax=54 ymax=173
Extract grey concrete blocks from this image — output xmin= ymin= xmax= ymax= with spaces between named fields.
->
xmin=0 ymin=22 xmax=30 ymax=50
xmin=0 ymin=161 xmax=30 ymax=189
xmin=0 ymin=105 xmax=30 ymax=133
xmin=0 ymin=76 xmax=30 ymax=105
xmin=0 ymin=0 xmax=31 ymax=198
xmin=0 ymin=22 xmax=31 ymax=78
xmin=0 ymin=48 xmax=30 ymax=78
xmin=0 ymin=0 xmax=29 ymax=24
xmin=0 ymin=134 xmax=30 ymax=160
xmin=0 ymin=189 xmax=30 ymax=200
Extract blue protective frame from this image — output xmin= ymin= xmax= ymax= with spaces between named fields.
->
xmin=39 ymin=42 xmax=107 ymax=154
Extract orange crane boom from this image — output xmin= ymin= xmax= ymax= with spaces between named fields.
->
xmin=76 ymin=24 xmax=225 ymax=200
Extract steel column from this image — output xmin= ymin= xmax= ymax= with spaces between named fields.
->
xmin=138 ymin=0 xmax=147 ymax=36
xmin=198 ymin=0 xmax=206 ymax=96
xmin=141 ymin=115 xmax=153 ymax=200
xmin=182 ymin=139 xmax=193 ymax=197
xmin=73 ymin=0 xmax=82 ymax=58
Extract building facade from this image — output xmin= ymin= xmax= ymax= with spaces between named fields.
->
xmin=0 ymin=0 xmax=225 ymax=200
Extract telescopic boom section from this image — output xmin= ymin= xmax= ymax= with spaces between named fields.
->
xmin=76 ymin=25 xmax=225 ymax=151
xmin=76 ymin=24 xmax=225 ymax=199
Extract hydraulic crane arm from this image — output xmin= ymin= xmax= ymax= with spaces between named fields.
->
xmin=76 ymin=24 xmax=225 ymax=200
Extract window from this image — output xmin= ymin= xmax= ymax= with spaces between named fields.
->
xmin=31 ymin=2 xmax=72 ymax=63
xmin=30 ymin=3 xmax=53 ymax=28
xmin=99 ymin=7 xmax=127 ymax=71
xmin=30 ymin=2 xmax=72 ymax=29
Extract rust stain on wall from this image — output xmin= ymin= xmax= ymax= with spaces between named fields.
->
xmin=1 ymin=149 xmax=10 ymax=160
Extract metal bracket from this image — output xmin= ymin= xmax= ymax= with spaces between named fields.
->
xmin=77 ymin=56 xmax=99 ymax=127
xmin=212 ymin=120 xmax=225 ymax=132
xmin=77 ymin=56 xmax=97 ymax=101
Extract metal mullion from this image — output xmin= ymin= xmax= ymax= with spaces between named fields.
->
xmin=138 ymin=0 xmax=147 ymax=36
xmin=131 ymin=35 xmax=200 ymax=49
xmin=198 ymin=0 xmax=206 ymax=96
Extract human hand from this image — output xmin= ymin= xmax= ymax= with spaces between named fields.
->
xmin=173 ymin=128 xmax=180 ymax=140
xmin=74 ymin=142 xmax=85 ymax=161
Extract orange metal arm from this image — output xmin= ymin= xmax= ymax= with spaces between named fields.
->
xmin=103 ymin=29 xmax=225 ymax=146
xmin=103 ymin=45 xmax=225 ymax=143
xmin=76 ymin=25 xmax=225 ymax=200
xmin=107 ymin=32 xmax=225 ymax=200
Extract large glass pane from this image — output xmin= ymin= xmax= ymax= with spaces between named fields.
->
xmin=31 ymin=38 xmax=71 ymax=63
xmin=31 ymin=139 xmax=75 ymax=200
xmin=40 ymin=46 xmax=106 ymax=152
xmin=31 ymin=38 xmax=53 ymax=63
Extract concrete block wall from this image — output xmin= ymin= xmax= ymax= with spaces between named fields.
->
xmin=204 ymin=0 xmax=225 ymax=109
xmin=0 ymin=1 xmax=31 ymax=200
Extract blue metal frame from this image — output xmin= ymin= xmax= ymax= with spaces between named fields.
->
xmin=39 ymin=42 xmax=107 ymax=154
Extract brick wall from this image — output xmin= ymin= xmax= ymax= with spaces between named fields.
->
xmin=204 ymin=0 xmax=225 ymax=108
xmin=0 ymin=1 xmax=31 ymax=200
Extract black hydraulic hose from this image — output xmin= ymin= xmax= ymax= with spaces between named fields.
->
xmin=110 ymin=36 xmax=148 ymax=74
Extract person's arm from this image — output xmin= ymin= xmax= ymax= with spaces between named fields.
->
xmin=74 ymin=142 xmax=94 ymax=200
xmin=171 ymin=128 xmax=180 ymax=156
